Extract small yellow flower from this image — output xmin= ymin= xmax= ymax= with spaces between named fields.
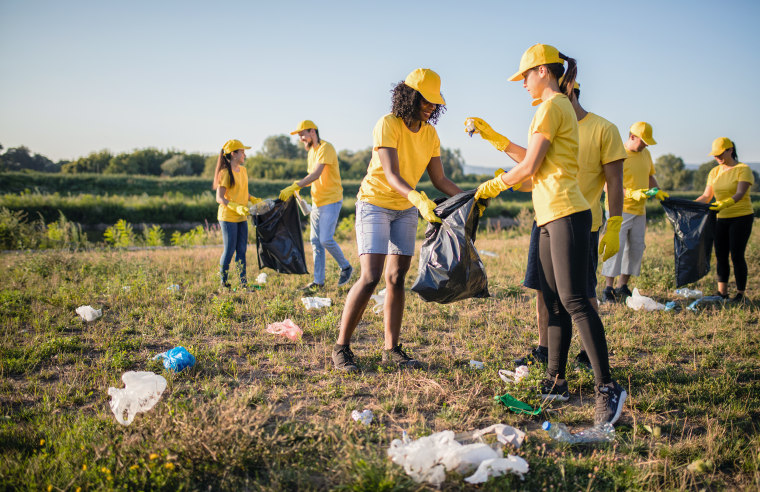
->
xmin=47 ymin=486 xmax=52 ymax=492
xmin=106 ymin=476 xmax=113 ymax=481
xmin=82 ymin=464 xmax=87 ymax=471
xmin=100 ymin=467 xmax=108 ymax=473
xmin=76 ymin=488 xmax=82 ymax=492
xmin=130 ymin=465 xmax=139 ymax=471
xmin=164 ymin=462 xmax=175 ymax=470
xmin=149 ymin=453 xmax=159 ymax=460
xmin=40 ymin=439 xmax=46 ymax=446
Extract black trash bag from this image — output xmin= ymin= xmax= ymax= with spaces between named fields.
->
xmin=411 ymin=190 xmax=490 ymax=303
xmin=253 ymin=197 xmax=308 ymax=275
xmin=660 ymin=198 xmax=715 ymax=288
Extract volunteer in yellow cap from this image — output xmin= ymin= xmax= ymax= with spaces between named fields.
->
xmin=213 ymin=139 xmax=262 ymax=289
xmin=280 ymin=120 xmax=354 ymax=291
xmin=332 ymin=68 xmax=464 ymax=373
xmin=516 ymin=79 xmax=627 ymax=372
xmin=600 ymin=121 xmax=667 ymax=303
xmin=468 ymin=43 xmax=626 ymax=426
xmin=695 ymin=138 xmax=754 ymax=303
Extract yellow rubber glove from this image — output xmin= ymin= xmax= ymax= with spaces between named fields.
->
xmin=279 ymin=181 xmax=301 ymax=201
xmin=248 ymin=196 xmax=263 ymax=206
xmin=227 ymin=200 xmax=249 ymax=217
xmin=407 ymin=190 xmax=441 ymax=223
xmin=464 ymin=117 xmax=511 ymax=152
xmin=710 ymin=197 xmax=735 ymax=211
xmin=624 ymin=188 xmax=649 ymax=202
xmin=654 ymin=189 xmax=669 ymax=201
xmin=598 ymin=216 xmax=623 ymax=262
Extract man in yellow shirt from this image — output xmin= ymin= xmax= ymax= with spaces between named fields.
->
xmin=279 ymin=120 xmax=353 ymax=290
xmin=600 ymin=121 xmax=667 ymax=302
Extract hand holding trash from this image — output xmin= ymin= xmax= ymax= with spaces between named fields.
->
xmin=279 ymin=181 xmax=301 ymax=201
xmin=710 ymin=197 xmax=735 ymax=211
xmin=227 ymin=200 xmax=250 ymax=217
xmin=624 ymin=188 xmax=649 ymax=202
xmin=598 ymin=215 xmax=622 ymax=261
xmin=407 ymin=190 xmax=441 ymax=224
xmin=464 ymin=117 xmax=511 ymax=152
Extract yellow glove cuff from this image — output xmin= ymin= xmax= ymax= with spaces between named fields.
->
xmin=606 ymin=215 xmax=623 ymax=229
xmin=227 ymin=200 xmax=248 ymax=216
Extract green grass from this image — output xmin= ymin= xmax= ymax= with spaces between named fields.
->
xmin=1 ymin=218 xmax=759 ymax=490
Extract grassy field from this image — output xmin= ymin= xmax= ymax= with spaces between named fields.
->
xmin=1 ymin=218 xmax=759 ymax=490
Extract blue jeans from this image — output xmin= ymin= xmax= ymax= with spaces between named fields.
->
xmin=310 ymin=201 xmax=349 ymax=285
xmin=219 ymin=220 xmax=248 ymax=284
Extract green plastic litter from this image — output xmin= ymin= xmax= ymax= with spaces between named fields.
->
xmin=495 ymin=393 xmax=542 ymax=415
xmin=645 ymin=187 xmax=659 ymax=197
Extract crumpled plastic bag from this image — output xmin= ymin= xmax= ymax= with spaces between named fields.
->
xmin=470 ymin=423 xmax=526 ymax=448
xmin=370 ymin=288 xmax=386 ymax=314
xmin=351 ymin=409 xmax=373 ymax=425
xmin=266 ymin=319 xmax=303 ymax=341
xmin=626 ymin=288 xmax=665 ymax=311
xmin=107 ymin=371 xmax=167 ymax=426
xmin=499 ymin=365 xmax=530 ymax=384
xmin=464 ymin=456 xmax=530 ymax=484
xmin=76 ymin=305 xmax=102 ymax=322
xmin=469 ymin=360 xmax=485 ymax=370
xmin=256 ymin=272 xmax=268 ymax=284
xmin=301 ymin=297 xmax=331 ymax=310
xmin=687 ymin=295 xmax=725 ymax=312
xmin=153 ymin=346 xmax=195 ymax=372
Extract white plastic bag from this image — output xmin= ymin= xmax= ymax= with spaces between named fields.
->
xmin=370 ymin=288 xmax=386 ymax=314
xmin=351 ymin=409 xmax=373 ymax=425
xmin=464 ymin=456 xmax=530 ymax=484
xmin=499 ymin=365 xmax=529 ymax=384
xmin=107 ymin=371 xmax=167 ymax=426
xmin=75 ymin=305 xmax=102 ymax=322
xmin=256 ymin=272 xmax=268 ymax=284
xmin=301 ymin=297 xmax=332 ymax=310
xmin=626 ymin=288 xmax=665 ymax=311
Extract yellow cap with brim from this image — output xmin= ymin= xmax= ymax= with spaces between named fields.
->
xmin=630 ymin=121 xmax=657 ymax=146
xmin=222 ymin=139 xmax=251 ymax=154
xmin=404 ymin=68 xmax=445 ymax=105
xmin=709 ymin=137 xmax=733 ymax=156
xmin=509 ymin=43 xmax=563 ymax=82
xmin=290 ymin=120 xmax=318 ymax=135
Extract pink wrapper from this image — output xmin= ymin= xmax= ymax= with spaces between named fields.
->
xmin=265 ymin=319 xmax=303 ymax=341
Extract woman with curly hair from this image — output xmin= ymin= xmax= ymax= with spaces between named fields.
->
xmin=331 ymin=68 xmax=463 ymax=372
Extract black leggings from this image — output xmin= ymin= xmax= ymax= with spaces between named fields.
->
xmin=538 ymin=210 xmax=611 ymax=386
xmin=715 ymin=214 xmax=754 ymax=291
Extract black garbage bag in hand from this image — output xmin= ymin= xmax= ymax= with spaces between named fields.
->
xmin=253 ymin=197 xmax=308 ymax=275
xmin=661 ymin=197 xmax=715 ymax=287
xmin=411 ymin=190 xmax=489 ymax=303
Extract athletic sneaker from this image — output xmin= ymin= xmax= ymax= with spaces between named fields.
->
xmin=540 ymin=378 xmax=570 ymax=401
xmin=382 ymin=344 xmax=422 ymax=369
xmin=301 ymin=281 xmax=324 ymax=292
xmin=332 ymin=345 xmax=358 ymax=372
xmin=601 ymin=286 xmax=617 ymax=304
xmin=574 ymin=351 xmax=592 ymax=371
xmin=730 ymin=293 xmax=746 ymax=304
xmin=513 ymin=346 xmax=548 ymax=366
xmin=337 ymin=265 xmax=354 ymax=287
xmin=594 ymin=381 xmax=627 ymax=425
xmin=615 ymin=284 xmax=633 ymax=300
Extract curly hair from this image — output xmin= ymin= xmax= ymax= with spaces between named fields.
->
xmin=390 ymin=82 xmax=446 ymax=125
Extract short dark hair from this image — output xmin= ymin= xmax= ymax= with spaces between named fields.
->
xmin=390 ymin=82 xmax=446 ymax=125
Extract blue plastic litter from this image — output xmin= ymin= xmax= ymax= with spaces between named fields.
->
xmin=664 ymin=301 xmax=678 ymax=311
xmin=686 ymin=296 xmax=725 ymax=312
xmin=154 ymin=346 xmax=195 ymax=372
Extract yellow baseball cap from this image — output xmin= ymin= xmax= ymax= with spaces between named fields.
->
xmin=630 ymin=121 xmax=657 ymax=146
xmin=509 ymin=43 xmax=563 ymax=82
xmin=222 ymin=139 xmax=251 ymax=154
xmin=404 ymin=68 xmax=445 ymax=105
xmin=290 ymin=120 xmax=318 ymax=135
xmin=709 ymin=137 xmax=733 ymax=156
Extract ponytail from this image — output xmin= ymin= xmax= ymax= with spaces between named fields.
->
xmin=731 ymin=141 xmax=738 ymax=160
xmin=557 ymin=52 xmax=577 ymax=98
xmin=212 ymin=150 xmax=235 ymax=190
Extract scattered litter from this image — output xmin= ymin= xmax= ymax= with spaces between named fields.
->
xmin=249 ymin=198 xmax=276 ymax=216
xmin=370 ymin=288 xmax=386 ymax=314
xmin=625 ymin=288 xmax=665 ymax=311
xmin=265 ymin=319 xmax=303 ymax=341
xmin=75 ymin=305 xmax=102 ymax=322
xmin=153 ymin=346 xmax=195 ymax=372
xmin=664 ymin=301 xmax=681 ymax=312
xmin=256 ymin=272 xmax=268 ymax=284
xmin=387 ymin=428 xmax=528 ymax=486
xmin=167 ymin=284 xmax=180 ymax=292
xmin=674 ymin=288 xmax=702 ymax=299
xmin=499 ymin=365 xmax=529 ymax=384
xmin=494 ymin=393 xmax=541 ymax=415
xmin=107 ymin=371 xmax=167 ymax=426
xmin=351 ymin=409 xmax=373 ymax=425
xmin=301 ymin=297 xmax=332 ymax=310
xmin=295 ymin=194 xmax=312 ymax=215
xmin=477 ymin=249 xmax=498 ymax=257
xmin=687 ymin=296 xmax=725 ymax=312
xmin=464 ymin=456 xmax=530 ymax=484
xmin=470 ymin=423 xmax=526 ymax=448
xmin=122 ymin=286 xmax=131 ymax=292
xmin=543 ymin=421 xmax=615 ymax=444
xmin=469 ymin=360 xmax=485 ymax=370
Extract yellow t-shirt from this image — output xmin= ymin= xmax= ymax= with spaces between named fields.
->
xmin=707 ymin=163 xmax=755 ymax=218
xmin=357 ymin=114 xmax=441 ymax=210
xmin=308 ymin=140 xmax=343 ymax=207
xmin=576 ymin=113 xmax=628 ymax=231
xmin=217 ymin=166 xmax=250 ymax=222
xmin=530 ymin=94 xmax=589 ymax=226
xmin=622 ymin=148 xmax=655 ymax=216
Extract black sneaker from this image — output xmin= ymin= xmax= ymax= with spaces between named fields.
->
xmin=540 ymin=378 xmax=570 ymax=401
xmin=615 ymin=284 xmax=633 ymax=300
xmin=601 ymin=286 xmax=617 ymax=304
xmin=301 ymin=281 xmax=324 ymax=292
xmin=382 ymin=344 xmax=422 ymax=369
xmin=332 ymin=345 xmax=358 ymax=372
xmin=715 ymin=292 xmax=729 ymax=300
xmin=730 ymin=293 xmax=746 ymax=304
xmin=574 ymin=351 xmax=592 ymax=372
xmin=513 ymin=346 xmax=548 ymax=366
xmin=337 ymin=265 xmax=354 ymax=287
xmin=594 ymin=381 xmax=627 ymax=425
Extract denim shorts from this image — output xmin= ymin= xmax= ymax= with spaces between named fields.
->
xmin=523 ymin=221 xmax=598 ymax=298
xmin=355 ymin=201 xmax=418 ymax=256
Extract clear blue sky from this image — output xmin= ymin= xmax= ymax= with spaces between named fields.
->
xmin=1 ymin=0 xmax=759 ymax=170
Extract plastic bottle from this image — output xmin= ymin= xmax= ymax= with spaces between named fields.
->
xmin=674 ymin=288 xmax=702 ymax=299
xmin=542 ymin=421 xmax=615 ymax=444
